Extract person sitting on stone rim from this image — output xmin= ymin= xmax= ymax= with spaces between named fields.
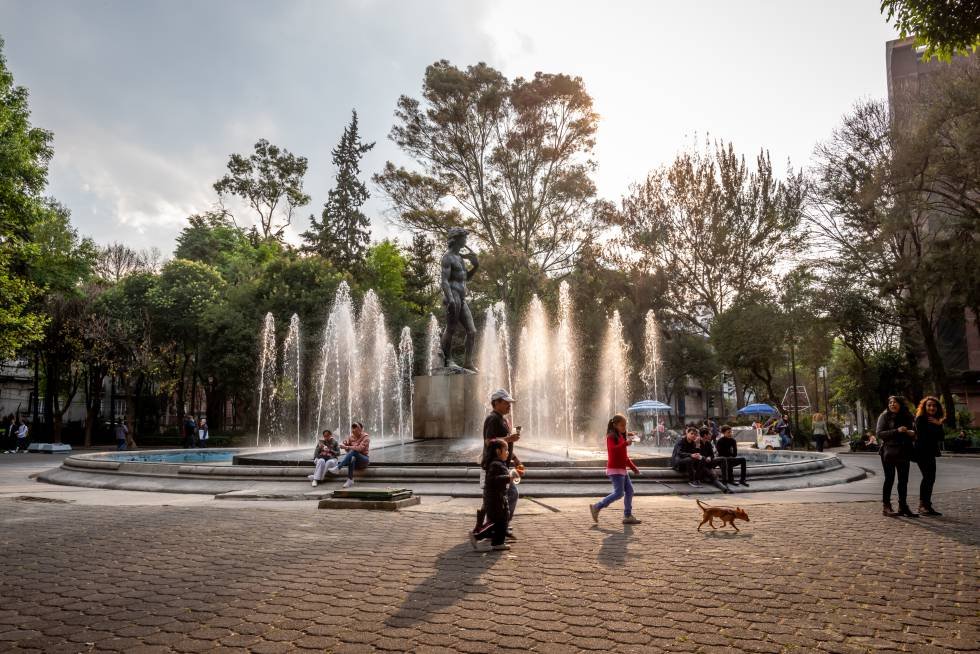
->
xmin=309 ymin=429 xmax=341 ymax=487
xmin=481 ymin=389 xmax=521 ymax=541
xmin=337 ymin=422 xmax=370 ymax=489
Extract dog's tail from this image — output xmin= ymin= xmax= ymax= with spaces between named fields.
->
xmin=696 ymin=499 xmax=708 ymax=510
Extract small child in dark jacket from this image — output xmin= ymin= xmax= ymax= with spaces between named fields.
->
xmin=470 ymin=438 xmax=514 ymax=552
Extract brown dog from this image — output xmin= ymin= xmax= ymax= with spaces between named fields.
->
xmin=696 ymin=499 xmax=750 ymax=532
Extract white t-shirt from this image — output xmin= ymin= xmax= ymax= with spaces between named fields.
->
xmin=17 ymin=424 xmax=28 ymax=439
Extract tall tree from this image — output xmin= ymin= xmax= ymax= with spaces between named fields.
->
xmin=213 ymin=139 xmax=310 ymax=241
xmin=302 ymin=110 xmax=376 ymax=267
xmin=615 ymin=139 xmax=807 ymax=335
xmin=375 ymin=61 xmax=602 ymax=310
xmin=403 ymin=233 xmax=438 ymax=318
xmin=0 ymin=38 xmax=53 ymax=357
xmin=809 ymin=74 xmax=979 ymax=424
xmin=881 ymin=0 xmax=980 ymax=61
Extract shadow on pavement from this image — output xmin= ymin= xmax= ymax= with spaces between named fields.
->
xmin=385 ymin=541 xmax=502 ymax=626
xmin=595 ymin=523 xmax=634 ymax=568
xmin=700 ymin=529 xmax=753 ymax=539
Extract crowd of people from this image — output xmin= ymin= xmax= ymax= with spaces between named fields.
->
xmin=669 ymin=424 xmax=749 ymax=494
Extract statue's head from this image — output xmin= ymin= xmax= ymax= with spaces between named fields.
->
xmin=446 ymin=227 xmax=468 ymax=248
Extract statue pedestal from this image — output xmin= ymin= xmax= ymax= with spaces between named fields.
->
xmin=413 ymin=374 xmax=483 ymax=439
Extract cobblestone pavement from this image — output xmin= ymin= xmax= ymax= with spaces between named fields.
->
xmin=1 ymin=489 xmax=977 ymax=653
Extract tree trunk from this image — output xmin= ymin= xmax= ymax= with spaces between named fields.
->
xmin=732 ymin=371 xmax=746 ymax=411
xmin=914 ymin=306 xmax=958 ymax=427
xmin=83 ymin=365 xmax=104 ymax=448
xmin=124 ymin=374 xmax=140 ymax=449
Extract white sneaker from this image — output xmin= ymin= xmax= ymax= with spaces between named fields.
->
xmin=311 ymin=480 xmax=318 ymax=487
xmin=343 ymin=479 xmax=353 ymax=488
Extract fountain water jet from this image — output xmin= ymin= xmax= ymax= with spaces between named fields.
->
xmin=424 ymin=314 xmax=441 ymax=375
xmin=640 ymin=310 xmax=661 ymax=402
xmin=282 ymin=313 xmax=302 ymax=447
xmin=592 ymin=309 xmax=631 ymax=442
xmin=256 ymin=312 xmax=279 ymax=447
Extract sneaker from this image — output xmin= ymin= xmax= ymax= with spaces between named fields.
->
xmin=469 ymin=532 xmax=479 ymax=551
xmin=688 ymin=481 xmax=701 ymax=488
xmin=491 ymin=544 xmax=511 ymax=551
xmin=729 ymin=480 xmax=740 ymax=486
xmin=307 ymin=474 xmax=315 ymax=480
xmin=505 ymin=529 xmax=517 ymax=541
xmin=622 ymin=515 xmax=642 ymax=525
xmin=342 ymin=479 xmax=354 ymax=488
xmin=740 ymin=480 xmax=749 ymax=487
xmin=311 ymin=480 xmax=318 ymax=487
xmin=589 ymin=503 xmax=599 ymax=524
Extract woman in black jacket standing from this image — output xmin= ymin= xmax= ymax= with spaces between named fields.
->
xmin=876 ymin=395 xmax=917 ymax=518
xmin=914 ymin=397 xmax=945 ymax=516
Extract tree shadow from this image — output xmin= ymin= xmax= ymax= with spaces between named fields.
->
xmin=595 ymin=524 xmax=634 ymax=568
xmin=385 ymin=541 xmax=502 ymax=627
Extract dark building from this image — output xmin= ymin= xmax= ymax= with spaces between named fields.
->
xmin=886 ymin=37 xmax=980 ymax=424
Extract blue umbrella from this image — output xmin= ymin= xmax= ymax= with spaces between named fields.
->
xmin=628 ymin=400 xmax=672 ymax=413
xmin=737 ymin=403 xmax=778 ymax=415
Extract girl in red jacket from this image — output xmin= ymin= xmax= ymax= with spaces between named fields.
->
xmin=589 ymin=414 xmax=642 ymax=525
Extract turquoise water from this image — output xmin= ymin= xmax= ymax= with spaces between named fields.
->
xmin=104 ymin=450 xmax=236 ymax=464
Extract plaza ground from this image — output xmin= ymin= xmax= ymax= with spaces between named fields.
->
xmin=1 ymin=453 xmax=978 ymax=653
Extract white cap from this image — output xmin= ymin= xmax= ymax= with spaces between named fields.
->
xmin=490 ymin=389 xmax=515 ymax=403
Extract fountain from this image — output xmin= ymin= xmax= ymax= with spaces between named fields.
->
xmin=513 ymin=282 xmax=578 ymax=454
xmin=256 ymin=312 xmax=279 ymax=447
xmin=424 ymin=314 xmax=441 ymax=376
xmin=592 ymin=310 xmax=631 ymax=440
xmin=281 ymin=313 xmax=302 ymax=447
xmin=640 ymin=310 xmax=661 ymax=402
xmin=310 ymin=283 xmax=412 ymax=446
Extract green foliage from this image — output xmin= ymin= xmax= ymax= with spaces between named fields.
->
xmin=615 ymin=139 xmax=807 ymax=335
xmin=302 ymin=110 xmax=376 ymax=268
xmin=0 ymin=38 xmax=55 ymax=356
xmin=881 ymin=0 xmax=980 ymax=61
xmin=213 ymin=138 xmax=310 ymax=240
xmin=403 ymin=233 xmax=439 ymax=319
xmin=376 ymin=60 xmax=602 ymax=310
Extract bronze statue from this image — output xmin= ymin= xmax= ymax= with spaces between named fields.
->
xmin=440 ymin=227 xmax=479 ymax=372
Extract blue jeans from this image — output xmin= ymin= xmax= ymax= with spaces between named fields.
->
xmin=337 ymin=451 xmax=369 ymax=479
xmin=595 ymin=474 xmax=633 ymax=516
xmin=116 ymin=439 xmax=126 ymax=451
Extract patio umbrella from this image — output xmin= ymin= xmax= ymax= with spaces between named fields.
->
xmin=736 ymin=403 xmax=778 ymax=415
xmin=627 ymin=400 xmax=672 ymax=413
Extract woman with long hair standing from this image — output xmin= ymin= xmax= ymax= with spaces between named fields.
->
xmin=914 ymin=397 xmax=945 ymax=516
xmin=876 ymin=396 xmax=917 ymax=518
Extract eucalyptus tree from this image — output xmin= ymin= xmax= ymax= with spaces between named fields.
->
xmin=214 ymin=139 xmax=311 ymax=241
xmin=376 ymin=61 xmax=603 ymax=309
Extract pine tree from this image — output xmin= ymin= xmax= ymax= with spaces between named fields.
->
xmin=404 ymin=232 xmax=438 ymax=317
xmin=302 ymin=110 xmax=375 ymax=267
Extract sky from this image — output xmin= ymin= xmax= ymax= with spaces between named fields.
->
xmin=0 ymin=0 xmax=899 ymax=253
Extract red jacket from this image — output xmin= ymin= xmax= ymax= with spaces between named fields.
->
xmin=606 ymin=432 xmax=638 ymax=473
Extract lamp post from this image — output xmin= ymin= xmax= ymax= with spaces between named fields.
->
xmin=789 ymin=339 xmax=800 ymax=446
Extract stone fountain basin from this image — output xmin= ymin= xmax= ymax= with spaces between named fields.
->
xmin=39 ymin=441 xmax=848 ymax=495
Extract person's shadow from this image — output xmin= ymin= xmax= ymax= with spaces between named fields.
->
xmin=385 ymin=541 xmax=502 ymax=627
xmin=595 ymin=524 xmax=634 ymax=568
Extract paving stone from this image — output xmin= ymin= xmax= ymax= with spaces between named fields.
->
xmin=0 ymin=489 xmax=977 ymax=652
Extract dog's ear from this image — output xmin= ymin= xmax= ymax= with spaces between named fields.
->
xmin=736 ymin=507 xmax=742 ymax=512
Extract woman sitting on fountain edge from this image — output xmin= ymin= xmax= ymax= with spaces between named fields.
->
xmin=337 ymin=422 xmax=370 ymax=488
